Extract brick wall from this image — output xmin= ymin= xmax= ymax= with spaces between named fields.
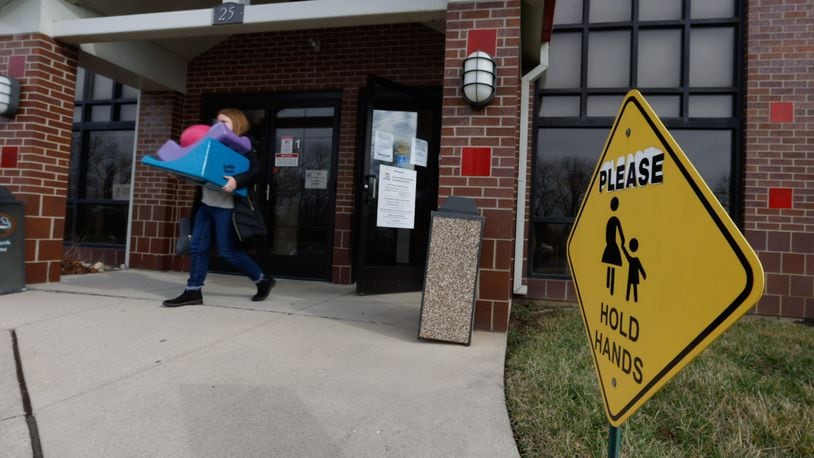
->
xmin=132 ymin=24 xmax=445 ymax=283
xmin=442 ymin=1 xmax=522 ymax=331
xmin=0 ymin=34 xmax=77 ymax=283
xmin=745 ymin=0 xmax=814 ymax=319
xmin=130 ymin=91 xmax=188 ymax=271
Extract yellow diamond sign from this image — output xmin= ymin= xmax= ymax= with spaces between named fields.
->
xmin=567 ymin=90 xmax=764 ymax=427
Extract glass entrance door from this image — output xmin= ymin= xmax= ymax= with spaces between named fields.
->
xmin=355 ymin=77 xmax=441 ymax=295
xmin=268 ymin=104 xmax=339 ymax=279
xmin=203 ymin=94 xmax=340 ymax=280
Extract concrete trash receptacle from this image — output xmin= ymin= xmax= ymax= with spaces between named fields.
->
xmin=0 ymin=186 xmax=25 ymax=294
xmin=418 ymin=196 xmax=484 ymax=345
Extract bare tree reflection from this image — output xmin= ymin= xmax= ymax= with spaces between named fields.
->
xmin=273 ymin=133 xmax=332 ymax=255
xmin=86 ymin=132 xmax=133 ymax=200
xmin=713 ymin=176 xmax=730 ymax=211
xmin=534 ymin=155 xmax=594 ymax=218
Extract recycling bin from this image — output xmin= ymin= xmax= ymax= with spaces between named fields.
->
xmin=0 ymin=186 xmax=25 ymax=294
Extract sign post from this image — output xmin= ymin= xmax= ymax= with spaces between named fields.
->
xmin=567 ymin=90 xmax=765 ymax=441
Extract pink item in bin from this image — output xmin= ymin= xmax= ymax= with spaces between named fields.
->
xmin=179 ymin=124 xmax=210 ymax=147
xmin=157 ymin=122 xmax=251 ymax=162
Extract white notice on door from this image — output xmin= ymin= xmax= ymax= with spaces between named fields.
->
xmin=305 ymin=170 xmax=328 ymax=189
xmin=376 ymin=164 xmax=417 ymax=229
xmin=410 ymin=137 xmax=428 ymax=167
xmin=373 ymin=130 xmax=394 ymax=162
xmin=281 ymin=136 xmax=294 ymax=154
xmin=275 ymin=153 xmax=299 ymax=167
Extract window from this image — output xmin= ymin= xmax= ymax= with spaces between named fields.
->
xmin=532 ymin=0 xmax=743 ymax=277
xmin=66 ymin=69 xmax=139 ymax=246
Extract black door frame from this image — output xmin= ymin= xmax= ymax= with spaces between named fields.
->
xmin=353 ymin=75 xmax=442 ymax=294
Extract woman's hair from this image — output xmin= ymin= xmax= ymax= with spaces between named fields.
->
xmin=217 ymin=108 xmax=250 ymax=136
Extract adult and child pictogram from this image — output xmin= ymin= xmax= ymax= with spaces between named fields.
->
xmin=601 ymin=197 xmax=646 ymax=302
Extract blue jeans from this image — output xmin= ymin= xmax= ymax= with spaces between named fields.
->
xmin=187 ymin=203 xmax=263 ymax=289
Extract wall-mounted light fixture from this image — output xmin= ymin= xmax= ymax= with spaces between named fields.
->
xmin=461 ymin=51 xmax=496 ymax=109
xmin=0 ymin=75 xmax=21 ymax=117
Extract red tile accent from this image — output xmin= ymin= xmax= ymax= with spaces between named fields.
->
xmin=768 ymin=188 xmax=792 ymax=209
xmin=467 ymin=29 xmax=497 ymax=55
xmin=461 ymin=147 xmax=491 ymax=176
xmin=0 ymin=146 xmax=18 ymax=168
xmin=769 ymin=102 xmax=793 ymax=122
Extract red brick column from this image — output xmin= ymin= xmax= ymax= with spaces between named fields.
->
xmin=442 ymin=1 xmax=521 ymax=331
xmin=745 ymin=1 xmax=814 ymax=319
xmin=0 ymin=34 xmax=77 ymax=283
xmin=129 ymin=91 xmax=192 ymax=271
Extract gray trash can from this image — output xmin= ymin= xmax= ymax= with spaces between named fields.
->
xmin=418 ymin=196 xmax=485 ymax=345
xmin=0 ymin=186 xmax=25 ymax=294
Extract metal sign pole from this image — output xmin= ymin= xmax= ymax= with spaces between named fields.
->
xmin=608 ymin=423 xmax=621 ymax=458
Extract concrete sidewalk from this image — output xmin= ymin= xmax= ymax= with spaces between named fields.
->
xmin=0 ymin=269 xmax=518 ymax=457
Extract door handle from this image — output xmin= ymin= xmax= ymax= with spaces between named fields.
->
xmin=363 ymin=174 xmax=377 ymax=201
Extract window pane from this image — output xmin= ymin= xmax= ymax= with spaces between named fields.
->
xmin=272 ymin=126 xmax=334 ymax=257
xmin=68 ymin=132 xmax=81 ymax=199
xmin=553 ymin=0 xmax=582 ymax=24
xmin=85 ymin=131 xmax=134 ymax=200
xmin=73 ymin=106 xmax=82 ymax=123
xmin=540 ymin=96 xmax=580 ymax=117
xmin=691 ymin=0 xmax=734 ymax=19
xmin=75 ymin=67 xmax=85 ymax=100
xmin=588 ymin=31 xmax=630 ymax=87
xmin=640 ymin=0 xmax=683 ymax=21
xmin=637 ymin=29 xmax=682 ymax=87
xmin=690 ymin=27 xmax=734 ymax=87
xmin=91 ymin=73 xmax=114 ymax=100
xmin=121 ymin=84 xmax=139 ymax=99
xmin=277 ymin=108 xmax=305 ymax=118
xmin=91 ymin=105 xmax=111 ymax=122
xmin=543 ymin=33 xmax=582 ymax=89
xmin=534 ymin=128 xmax=607 ymax=218
xmin=587 ymin=95 xmax=624 ymax=117
xmin=671 ymin=130 xmax=732 ymax=210
xmin=75 ymin=203 xmax=129 ymax=244
xmin=689 ymin=95 xmax=733 ymax=117
xmin=119 ymin=103 xmax=137 ymax=122
xmin=589 ymin=0 xmax=631 ymax=23
xmin=532 ymin=222 xmax=572 ymax=275
xmin=306 ymin=107 xmax=334 ymax=117
xmin=646 ymin=95 xmax=681 ymax=118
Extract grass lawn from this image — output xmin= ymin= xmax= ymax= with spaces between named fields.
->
xmin=504 ymin=302 xmax=814 ymax=457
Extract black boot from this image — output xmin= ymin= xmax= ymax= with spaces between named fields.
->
xmin=252 ymin=277 xmax=275 ymax=302
xmin=163 ymin=289 xmax=203 ymax=307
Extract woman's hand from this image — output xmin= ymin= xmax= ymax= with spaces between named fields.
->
xmin=222 ymin=176 xmax=237 ymax=193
